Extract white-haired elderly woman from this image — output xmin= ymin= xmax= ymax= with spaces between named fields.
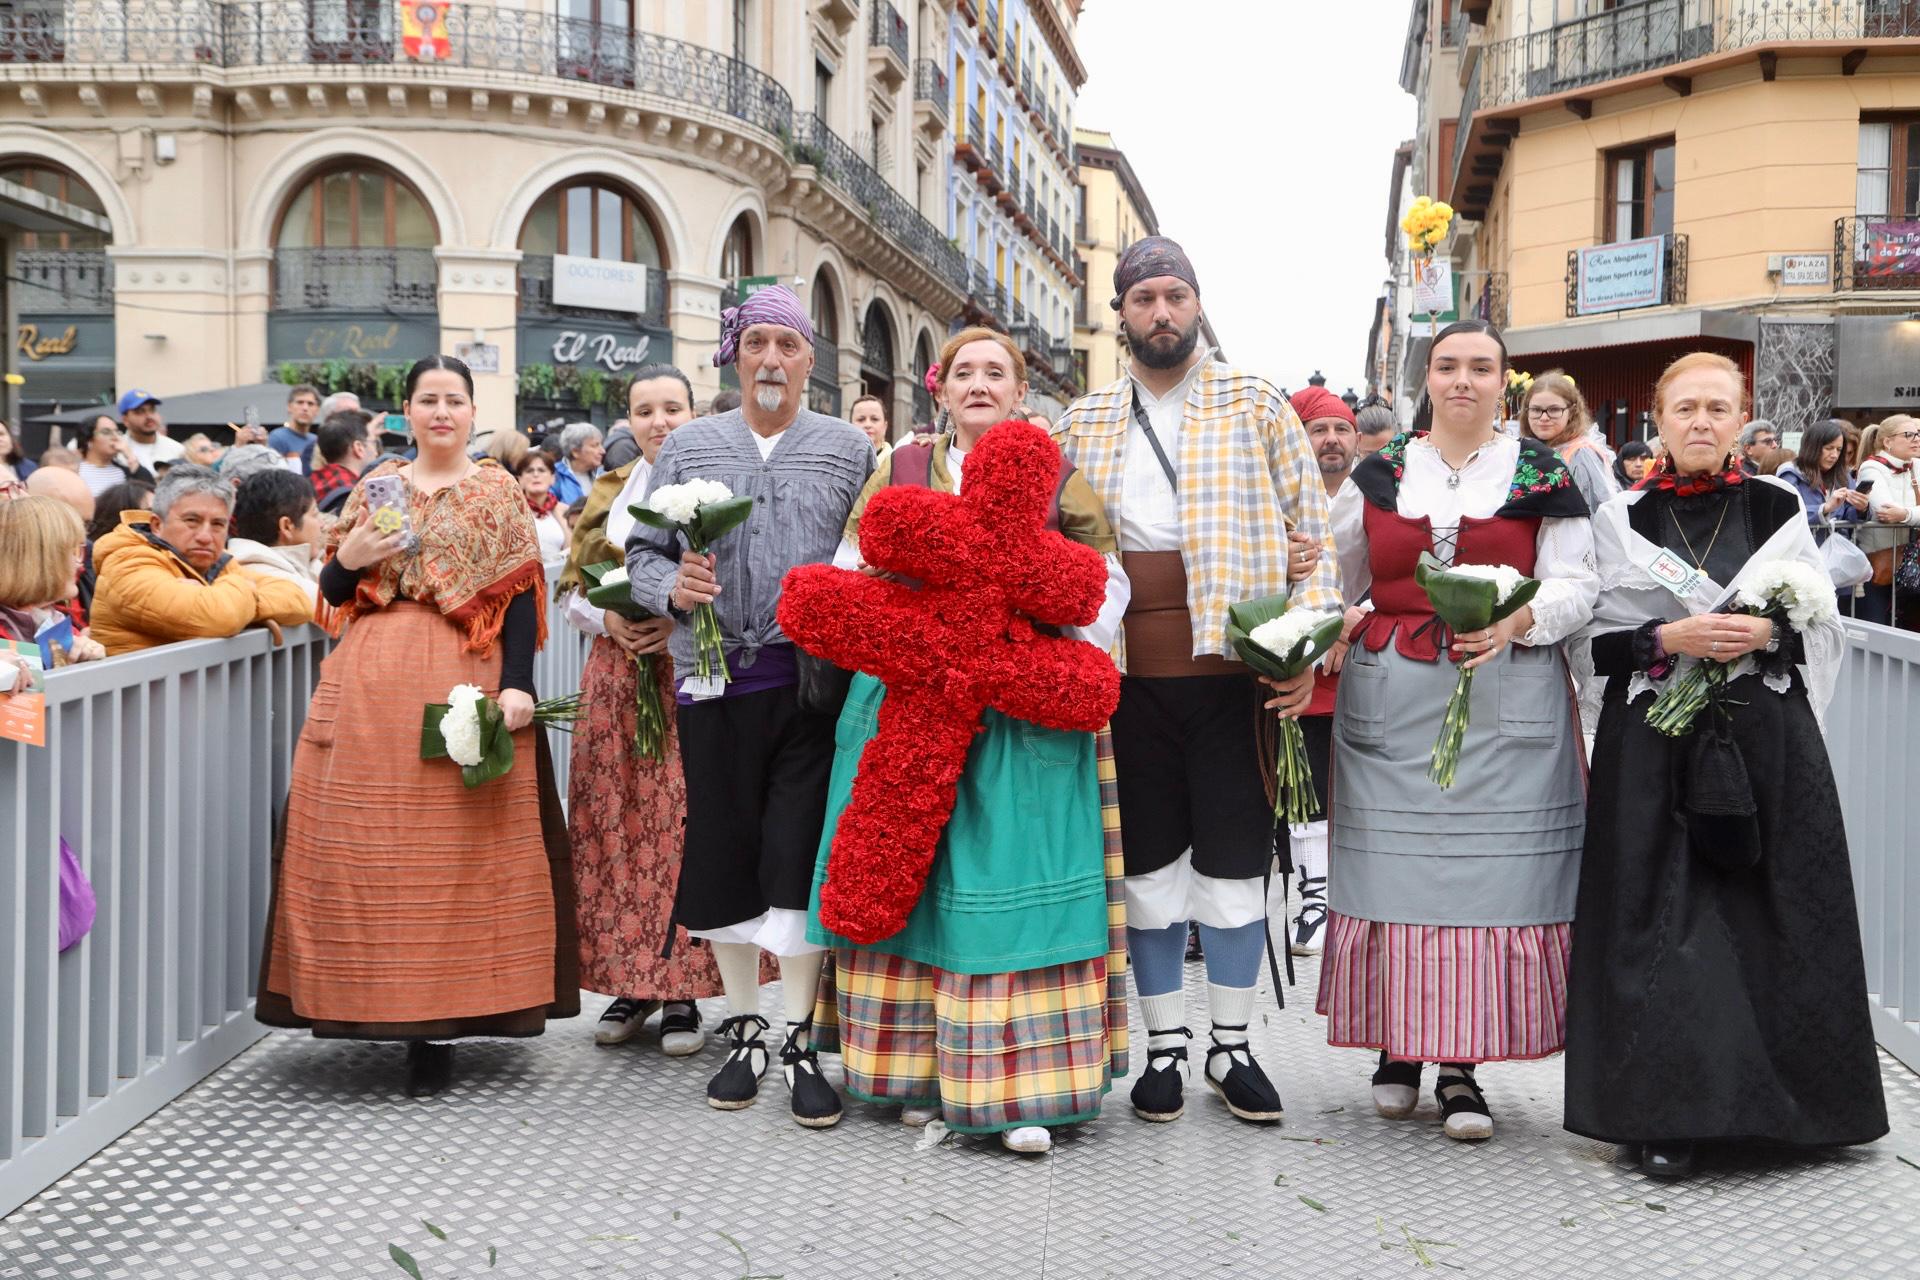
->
xmin=551 ymin=421 xmax=604 ymax=507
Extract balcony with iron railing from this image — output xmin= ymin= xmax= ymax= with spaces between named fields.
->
xmin=982 ymin=0 xmax=1001 ymax=51
xmin=1836 ymin=216 xmax=1920 ymax=291
xmin=271 ymin=247 xmax=437 ymax=313
xmin=868 ymin=0 xmax=908 ymax=88
xmin=0 ymin=3 xmax=792 ymax=142
xmin=14 ymin=250 xmax=113 ymax=314
xmin=519 ymin=253 xmax=669 ymax=326
xmin=793 ymin=114 xmax=967 ymax=291
xmin=913 ymin=58 xmax=950 ymax=128
xmin=1453 ymin=0 xmax=1920 ymax=220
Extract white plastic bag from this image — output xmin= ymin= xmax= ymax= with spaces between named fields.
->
xmin=1821 ymin=530 xmax=1871 ymax=589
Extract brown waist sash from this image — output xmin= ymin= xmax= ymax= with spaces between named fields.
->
xmin=1119 ymin=550 xmax=1239 ymax=678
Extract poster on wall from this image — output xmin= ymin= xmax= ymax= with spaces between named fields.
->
xmin=1575 ymin=236 xmax=1666 ymax=315
xmin=401 ymin=0 xmax=452 ymax=60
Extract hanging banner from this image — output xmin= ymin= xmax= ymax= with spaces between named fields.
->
xmin=401 ymin=0 xmax=452 ymax=61
xmin=1863 ymin=220 xmax=1920 ymax=278
xmin=1412 ymin=260 xmax=1453 ymax=316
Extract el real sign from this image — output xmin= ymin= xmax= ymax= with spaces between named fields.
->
xmin=1574 ymin=236 xmax=1666 ymax=316
xmin=551 ymin=254 xmax=649 ymax=314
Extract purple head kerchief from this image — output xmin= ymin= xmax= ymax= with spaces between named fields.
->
xmin=1110 ymin=235 xmax=1200 ymax=310
xmin=713 ymin=284 xmax=814 ymax=367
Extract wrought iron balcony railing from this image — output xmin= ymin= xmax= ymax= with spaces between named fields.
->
xmin=794 ymin=114 xmax=966 ymax=291
xmin=982 ymin=0 xmax=1001 ymax=50
xmin=518 ymin=253 xmax=669 ymax=325
xmin=988 ymin=135 xmax=1007 ymax=179
xmin=965 ymin=107 xmax=985 ymax=146
xmin=1470 ymin=0 xmax=1920 ymax=114
xmin=0 ymin=2 xmax=796 ymax=142
xmin=1836 ymin=216 xmax=1920 ymax=291
xmin=272 ymin=247 xmax=438 ymax=313
xmin=913 ymin=58 xmax=949 ymax=121
xmin=870 ymin=0 xmax=908 ymax=66
xmin=14 ymin=249 xmax=113 ymax=314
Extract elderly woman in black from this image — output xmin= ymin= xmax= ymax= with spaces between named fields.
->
xmin=1563 ymin=352 xmax=1887 ymax=1179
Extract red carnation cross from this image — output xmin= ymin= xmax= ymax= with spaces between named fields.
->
xmin=779 ymin=420 xmax=1122 ymax=944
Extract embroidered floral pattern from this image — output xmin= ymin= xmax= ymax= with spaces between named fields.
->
xmin=1507 ymin=444 xmax=1577 ymax=504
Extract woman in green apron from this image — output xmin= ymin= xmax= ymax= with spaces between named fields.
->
xmin=807 ymin=326 xmax=1132 ymax=1155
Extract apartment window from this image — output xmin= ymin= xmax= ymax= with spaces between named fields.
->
xmin=815 ymin=57 xmax=833 ymax=123
xmin=1075 ymin=183 xmax=1087 ymax=237
xmin=732 ymin=0 xmax=748 ymax=63
xmin=995 ymin=243 xmax=1006 ymax=285
xmin=1604 ymin=138 xmax=1675 ymax=242
xmin=953 ymin=61 xmax=967 ymax=136
xmin=1858 ymin=118 xmax=1920 ymax=218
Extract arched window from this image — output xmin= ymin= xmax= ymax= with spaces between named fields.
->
xmin=861 ymin=302 xmax=895 ymax=381
xmin=810 ymin=271 xmax=840 ymax=346
xmin=272 ymin=163 xmax=436 ymax=313
xmin=518 ymin=179 xmax=667 ymax=322
xmin=809 ymin=270 xmax=842 ymax=415
xmin=720 ymin=214 xmax=755 ymax=281
xmin=276 ymin=165 xmax=434 ymax=249
xmin=912 ymin=331 xmax=937 ymax=427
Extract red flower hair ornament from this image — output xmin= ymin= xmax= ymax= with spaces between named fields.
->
xmin=778 ymin=420 xmax=1121 ymax=943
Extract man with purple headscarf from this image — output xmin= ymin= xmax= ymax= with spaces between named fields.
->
xmin=1055 ymin=235 xmax=1342 ymax=1132
xmin=625 ymin=283 xmax=872 ymax=1128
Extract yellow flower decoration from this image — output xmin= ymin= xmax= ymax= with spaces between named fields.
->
xmin=1400 ymin=195 xmax=1455 ymax=255
xmin=2 ymin=373 xmax=22 ymax=386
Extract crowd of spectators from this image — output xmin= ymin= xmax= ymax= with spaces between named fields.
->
xmin=0 ymin=385 xmax=766 ymax=674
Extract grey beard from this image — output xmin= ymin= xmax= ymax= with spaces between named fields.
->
xmin=754 ymin=385 xmax=785 ymax=413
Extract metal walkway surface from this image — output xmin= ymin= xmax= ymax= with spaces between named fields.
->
xmin=3 ymin=957 xmax=1917 ymax=1280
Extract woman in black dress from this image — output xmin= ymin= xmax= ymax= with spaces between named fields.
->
xmin=1564 ymin=352 xmax=1888 ymax=1178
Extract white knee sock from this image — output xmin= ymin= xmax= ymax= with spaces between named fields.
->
xmin=1140 ymin=991 xmax=1187 ymax=1062
xmin=777 ymin=951 xmax=826 ymax=1047
xmin=712 ymin=942 xmax=763 ymax=1022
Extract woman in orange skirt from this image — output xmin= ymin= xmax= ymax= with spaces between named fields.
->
xmin=258 ymin=355 xmax=578 ymax=1097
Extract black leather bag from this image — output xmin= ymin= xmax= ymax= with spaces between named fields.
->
xmin=795 ymin=650 xmax=854 ymax=718
xmin=1681 ymin=722 xmax=1762 ymax=873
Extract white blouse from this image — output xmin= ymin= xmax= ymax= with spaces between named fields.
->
xmin=1330 ymin=435 xmax=1598 ymax=647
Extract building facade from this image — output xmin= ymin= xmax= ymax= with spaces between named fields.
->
xmin=1394 ymin=0 xmax=1920 ymax=442
xmin=942 ymin=0 xmax=1083 ymax=418
xmin=0 ymin=0 xmax=981 ymax=448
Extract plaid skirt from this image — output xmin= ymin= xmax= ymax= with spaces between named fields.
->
xmin=814 ymin=730 xmax=1130 ymax=1134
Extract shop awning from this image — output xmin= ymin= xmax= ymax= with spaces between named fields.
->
xmin=1503 ymin=309 xmax=1759 ymax=358
xmin=29 ymin=381 xmax=296 ymax=431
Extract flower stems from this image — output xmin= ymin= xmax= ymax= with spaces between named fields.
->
xmin=1427 ymin=666 xmax=1475 ymax=789
xmin=1645 ymin=661 xmax=1728 ymax=737
xmin=630 ymin=653 xmax=668 ymax=760
xmin=690 ymin=601 xmax=731 ymax=684
xmin=1273 ymin=716 xmax=1320 ymax=825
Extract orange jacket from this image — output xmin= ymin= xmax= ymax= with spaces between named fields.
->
xmin=89 ymin=512 xmax=314 ymax=655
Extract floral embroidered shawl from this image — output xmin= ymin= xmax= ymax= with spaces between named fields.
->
xmin=329 ymin=458 xmax=546 ymax=653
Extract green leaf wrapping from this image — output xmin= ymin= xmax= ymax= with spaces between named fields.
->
xmin=1413 ymin=552 xmax=1541 ymax=634
xmin=627 ymin=495 xmax=755 ymax=551
xmin=1225 ymin=594 xmax=1346 ymax=681
xmin=420 ymin=697 xmax=515 ymax=788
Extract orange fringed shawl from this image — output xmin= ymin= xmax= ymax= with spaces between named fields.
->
xmin=327 ymin=458 xmax=548 ymax=654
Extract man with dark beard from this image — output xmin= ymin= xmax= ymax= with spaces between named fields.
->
xmin=1054 ymin=236 xmax=1341 ymax=1129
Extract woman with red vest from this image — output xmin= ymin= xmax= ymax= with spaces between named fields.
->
xmin=1318 ymin=320 xmax=1598 ymax=1141
xmin=806 ymin=326 xmax=1132 ymax=1155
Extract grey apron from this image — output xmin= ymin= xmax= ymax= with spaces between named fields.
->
xmin=1329 ymin=640 xmax=1584 ymax=926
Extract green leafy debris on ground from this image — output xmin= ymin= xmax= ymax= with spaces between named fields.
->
xmin=387 ymin=1244 xmax=423 ymax=1280
xmin=420 ymin=1221 xmax=447 ymax=1242
xmin=1299 ymin=1196 xmax=1326 ymax=1212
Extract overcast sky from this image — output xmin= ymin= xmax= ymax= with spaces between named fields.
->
xmin=1073 ymin=0 xmax=1416 ymax=396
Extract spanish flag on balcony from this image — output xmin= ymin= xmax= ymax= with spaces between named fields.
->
xmin=401 ymin=0 xmax=452 ymax=62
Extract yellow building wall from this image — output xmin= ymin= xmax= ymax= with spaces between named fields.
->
xmin=1495 ymin=65 xmax=1920 ymax=331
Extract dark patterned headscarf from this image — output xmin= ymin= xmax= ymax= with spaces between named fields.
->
xmin=713 ymin=284 xmax=814 ymax=366
xmin=1110 ymin=235 xmax=1200 ymax=310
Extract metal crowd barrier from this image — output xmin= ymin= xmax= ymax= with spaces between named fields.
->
xmin=0 ymin=581 xmax=1911 ymax=1217
xmin=0 ymin=577 xmax=591 ymax=1219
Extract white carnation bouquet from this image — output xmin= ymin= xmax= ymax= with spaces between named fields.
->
xmin=1645 ymin=559 xmax=1834 ymax=738
xmin=420 ymin=682 xmax=584 ymax=788
xmin=1415 ymin=553 xmax=1542 ymax=789
xmin=630 ymin=480 xmax=755 ymax=683
xmin=1226 ymin=594 xmax=1346 ymax=824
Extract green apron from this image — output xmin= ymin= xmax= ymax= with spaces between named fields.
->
xmin=807 ymin=673 xmax=1109 ymax=974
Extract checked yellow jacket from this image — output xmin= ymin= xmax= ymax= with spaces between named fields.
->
xmin=1054 ymin=361 xmax=1343 ymax=662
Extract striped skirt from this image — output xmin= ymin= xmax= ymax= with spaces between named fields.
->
xmin=1314 ymin=911 xmax=1572 ymax=1063
xmin=817 ymin=730 xmax=1129 ymax=1134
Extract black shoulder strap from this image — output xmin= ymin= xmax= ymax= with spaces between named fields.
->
xmin=1129 ymin=384 xmax=1179 ymax=493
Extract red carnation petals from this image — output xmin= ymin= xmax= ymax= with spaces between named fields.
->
xmin=777 ymin=420 xmax=1120 ymax=944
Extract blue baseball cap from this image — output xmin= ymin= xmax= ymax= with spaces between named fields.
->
xmin=116 ymin=389 xmax=161 ymax=415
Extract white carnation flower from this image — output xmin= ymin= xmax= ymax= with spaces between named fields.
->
xmin=1249 ymin=608 xmax=1339 ymax=661
xmin=598 ymin=565 xmax=629 ymax=587
xmin=689 ymin=478 xmax=734 ymax=507
xmin=1737 ymin=561 xmax=1837 ymax=629
xmin=441 ymin=683 xmax=486 ymax=767
xmin=647 ymin=482 xmax=703 ymax=525
xmin=1446 ymin=562 xmax=1526 ymax=604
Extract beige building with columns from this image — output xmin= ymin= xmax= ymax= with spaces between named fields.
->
xmin=2 ymin=0 xmax=970 ymax=447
